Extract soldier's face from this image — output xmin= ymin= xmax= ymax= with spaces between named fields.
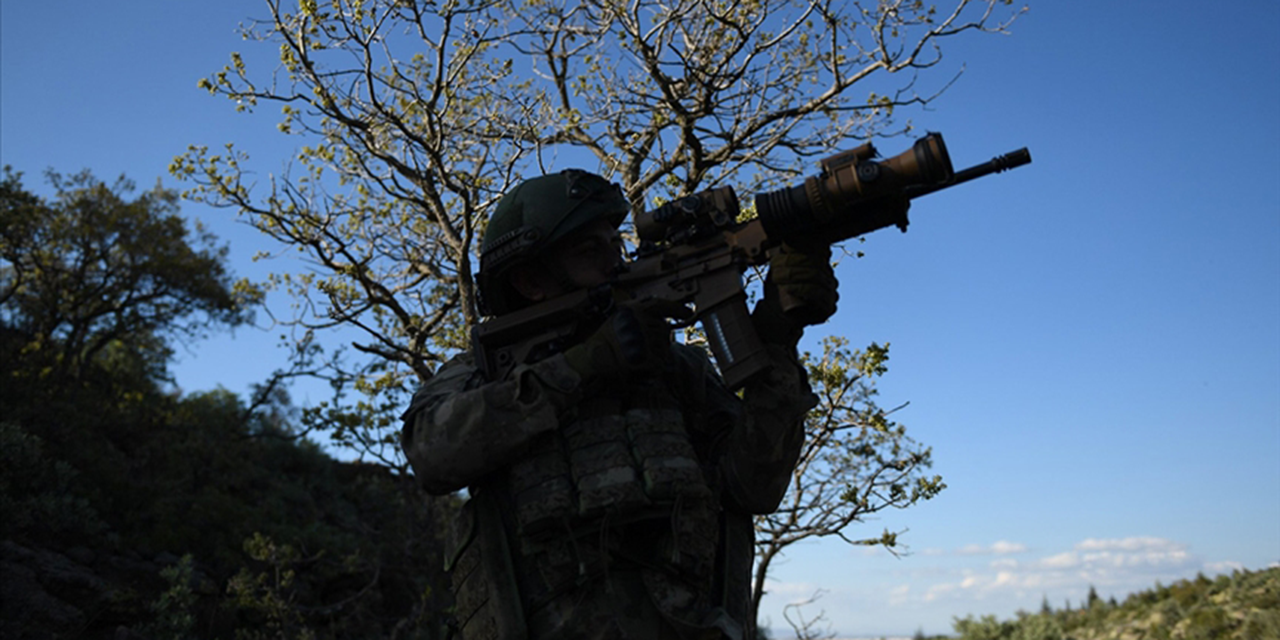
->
xmin=549 ymin=220 xmax=625 ymax=289
xmin=510 ymin=220 xmax=624 ymax=303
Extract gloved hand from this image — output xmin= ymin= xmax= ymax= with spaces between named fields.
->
xmin=766 ymin=241 xmax=840 ymax=323
xmin=751 ymin=242 xmax=839 ymax=346
xmin=564 ymin=296 xmax=693 ymax=381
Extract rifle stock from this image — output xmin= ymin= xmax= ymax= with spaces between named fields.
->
xmin=472 ymin=133 xmax=1031 ymax=387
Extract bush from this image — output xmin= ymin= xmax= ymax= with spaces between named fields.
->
xmin=0 ymin=421 xmax=105 ymax=542
xmin=952 ymin=567 xmax=1280 ymax=640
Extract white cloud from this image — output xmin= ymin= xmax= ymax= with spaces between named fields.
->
xmin=888 ymin=536 xmax=1208 ymax=611
xmin=1038 ymin=551 xmax=1079 ymax=569
xmin=1065 ymin=537 xmax=1192 ymax=572
xmin=923 ymin=582 xmax=960 ymax=602
xmin=992 ymin=540 xmax=1029 ymax=554
xmin=990 ymin=558 xmax=1020 ymax=570
xmin=1075 ymin=537 xmax=1183 ymax=553
xmin=956 ymin=540 xmax=1029 ymax=556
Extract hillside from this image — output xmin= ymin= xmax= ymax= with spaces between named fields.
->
xmin=0 ymin=168 xmax=456 ymax=639
xmin=950 ymin=566 xmax=1280 ymax=640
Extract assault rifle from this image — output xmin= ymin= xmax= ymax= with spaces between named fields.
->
xmin=473 ymin=132 xmax=1031 ymax=389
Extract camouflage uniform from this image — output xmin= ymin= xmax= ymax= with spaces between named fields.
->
xmin=401 ymin=339 xmax=815 ymax=640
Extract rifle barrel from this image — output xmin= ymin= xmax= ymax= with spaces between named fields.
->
xmin=906 ymin=147 xmax=1032 ymax=199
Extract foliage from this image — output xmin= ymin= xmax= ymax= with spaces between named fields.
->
xmin=955 ymin=615 xmax=1014 ymax=640
xmin=171 ymin=0 xmax=1024 ymax=466
xmin=951 ymin=567 xmax=1280 ymax=640
xmin=144 ymin=555 xmax=200 ymax=640
xmin=0 ymin=165 xmax=255 ymax=546
xmin=0 ymin=167 xmax=453 ymax=639
xmin=756 ymin=336 xmax=946 ymax=637
xmin=226 ymin=534 xmax=316 ymax=640
xmin=0 ymin=166 xmax=253 ymax=382
xmin=0 ymin=420 xmax=106 ymax=543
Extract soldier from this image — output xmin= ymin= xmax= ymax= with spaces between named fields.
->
xmin=401 ymin=169 xmax=838 ymax=640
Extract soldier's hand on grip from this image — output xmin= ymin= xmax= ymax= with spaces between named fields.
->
xmin=564 ymin=296 xmax=693 ymax=381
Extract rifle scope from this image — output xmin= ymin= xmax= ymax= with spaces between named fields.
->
xmin=754 ymin=132 xmax=954 ymax=245
xmin=634 ymin=132 xmax=1031 ymax=248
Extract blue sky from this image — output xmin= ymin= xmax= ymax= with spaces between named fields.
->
xmin=3 ymin=1 xmax=1277 ymax=637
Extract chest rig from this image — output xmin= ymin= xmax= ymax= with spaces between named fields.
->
xmin=503 ymin=376 xmax=722 ymax=615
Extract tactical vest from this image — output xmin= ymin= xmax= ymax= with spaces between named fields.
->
xmin=447 ymin=376 xmax=726 ymax=639
xmin=510 ymin=380 xmax=719 ymax=610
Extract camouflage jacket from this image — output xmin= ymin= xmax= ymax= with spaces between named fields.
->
xmin=400 ymin=342 xmax=816 ymax=639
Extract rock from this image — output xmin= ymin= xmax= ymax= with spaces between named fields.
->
xmin=0 ymin=540 xmax=102 ymax=638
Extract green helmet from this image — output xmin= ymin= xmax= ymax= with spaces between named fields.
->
xmin=478 ymin=169 xmax=630 ymax=315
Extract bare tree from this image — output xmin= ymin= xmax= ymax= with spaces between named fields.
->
xmin=174 ymin=0 xmax=550 ymax=465
xmin=507 ymin=0 xmax=1022 ymax=201
xmin=171 ymin=0 xmax=1015 ymax=616
xmin=175 ymin=0 xmax=1020 ymax=464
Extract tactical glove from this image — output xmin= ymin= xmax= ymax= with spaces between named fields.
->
xmin=766 ymin=242 xmax=839 ymax=322
xmin=563 ymin=296 xmax=693 ymax=381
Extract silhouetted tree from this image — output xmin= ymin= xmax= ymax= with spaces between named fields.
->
xmin=1 ymin=166 xmax=252 ymax=383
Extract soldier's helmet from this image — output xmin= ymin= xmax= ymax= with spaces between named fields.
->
xmin=478 ymin=169 xmax=630 ymax=315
